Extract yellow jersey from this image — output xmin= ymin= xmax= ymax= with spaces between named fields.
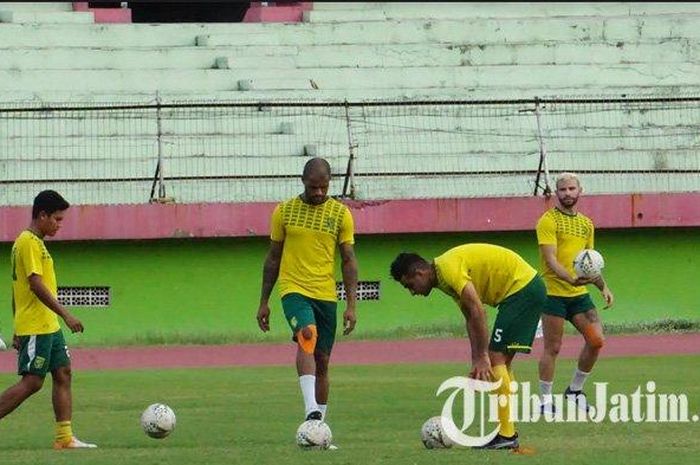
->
xmin=536 ymin=207 xmax=594 ymax=297
xmin=434 ymin=243 xmax=536 ymax=307
xmin=271 ymin=196 xmax=354 ymax=302
xmin=11 ymin=230 xmax=61 ymax=336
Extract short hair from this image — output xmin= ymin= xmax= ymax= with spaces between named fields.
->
xmin=390 ymin=252 xmax=429 ymax=281
xmin=555 ymin=172 xmax=581 ymax=189
xmin=32 ymin=190 xmax=70 ymax=219
xmin=302 ymin=157 xmax=331 ymax=179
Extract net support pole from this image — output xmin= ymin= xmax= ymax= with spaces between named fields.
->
xmin=156 ymin=92 xmax=167 ymax=200
xmin=533 ymin=98 xmax=552 ymax=197
xmin=341 ymin=101 xmax=357 ymax=199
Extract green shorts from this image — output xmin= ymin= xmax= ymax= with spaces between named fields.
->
xmin=490 ymin=275 xmax=547 ymax=354
xmin=281 ymin=293 xmax=337 ymax=355
xmin=17 ymin=329 xmax=71 ymax=378
xmin=543 ymin=294 xmax=595 ymax=320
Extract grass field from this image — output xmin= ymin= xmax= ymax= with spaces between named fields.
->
xmin=0 ymin=355 xmax=698 ymax=464
xmin=0 ymin=228 xmax=698 ymax=347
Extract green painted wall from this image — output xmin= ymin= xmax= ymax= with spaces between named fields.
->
xmin=0 ymin=228 xmax=697 ymax=347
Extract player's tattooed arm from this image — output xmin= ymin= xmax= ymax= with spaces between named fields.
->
xmin=259 ymin=241 xmax=284 ymax=305
xmin=257 ymin=241 xmax=284 ymax=332
xmin=540 ymin=244 xmax=576 ymax=285
xmin=339 ymin=243 xmax=358 ymax=335
xmin=592 ymin=274 xmax=614 ymax=309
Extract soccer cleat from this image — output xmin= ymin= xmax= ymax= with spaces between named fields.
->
xmin=474 ymin=433 xmax=519 ymax=450
xmin=328 ymin=444 xmax=339 ymax=450
xmin=565 ymin=387 xmax=591 ymax=412
xmin=53 ymin=437 xmax=98 ymax=450
xmin=305 ymin=410 xmax=323 ymax=421
xmin=540 ymin=402 xmax=556 ymax=416
xmin=0 ymin=335 xmax=7 ymax=351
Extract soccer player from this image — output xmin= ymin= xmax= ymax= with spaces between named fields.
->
xmin=256 ymin=158 xmax=358 ymax=433
xmin=0 ymin=190 xmax=96 ymax=449
xmin=536 ymin=173 xmax=614 ymax=413
xmin=390 ymin=243 xmax=546 ymax=450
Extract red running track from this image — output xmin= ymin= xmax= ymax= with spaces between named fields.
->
xmin=1 ymin=333 xmax=698 ymax=372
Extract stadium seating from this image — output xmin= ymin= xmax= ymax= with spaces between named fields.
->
xmin=1 ymin=2 xmax=698 ymax=205
xmin=0 ymin=2 xmax=699 ymax=101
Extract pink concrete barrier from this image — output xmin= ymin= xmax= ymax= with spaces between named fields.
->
xmin=73 ymin=2 xmax=132 ymax=23
xmin=243 ymin=1 xmax=312 ymax=23
xmin=1 ymin=193 xmax=698 ymax=242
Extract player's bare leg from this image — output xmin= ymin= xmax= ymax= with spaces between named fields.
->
xmin=51 ymin=365 xmax=96 ymax=449
xmin=474 ymin=351 xmax=519 ymax=449
xmin=52 ymin=366 xmax=72 ymax=423
xmin=564 ymin=309 xmax=604 ymax=411
xmin=571 ymin=309 xmax=605 ymax=372
xmin=313 ymin=350 xmax=337 ymax=449
xmin=296 ymin=325 xmax=321 ymax=420
xmin=538 ymin=314 xmax=565 ymax=412
xmin=0 ymin=374 xmax=44 ymax=419
xmin=296 ymin=345 xmax=316 ymax=376
xmin=314 ymin=351 xmax=330 ymax=416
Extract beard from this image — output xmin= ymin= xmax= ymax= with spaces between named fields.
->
xmin=559 ymin=195 xmax=578 ymax=208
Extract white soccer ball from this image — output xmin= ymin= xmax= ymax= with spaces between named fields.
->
xmin=296 ymin=419 xmax=332 ymax=450
xmin=140 ymin=403 xmax=177 ymax=439
xmin=420 ymin=416 xmax=454 ymax=449
xmin=573 ymin=249 xmax=605 ymax=278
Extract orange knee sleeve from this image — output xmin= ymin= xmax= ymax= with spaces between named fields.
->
xmin=296 ymin=325 xmax=318 ymax=354
xmin=582 ymin=325 xmax=604 ymax=350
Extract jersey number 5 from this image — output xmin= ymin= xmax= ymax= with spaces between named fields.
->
xmin=493 ymin=328 xmax=503 ymax=342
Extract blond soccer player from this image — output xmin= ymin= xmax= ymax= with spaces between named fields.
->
xmin=536 ymin=173 xmax=614 ymax=414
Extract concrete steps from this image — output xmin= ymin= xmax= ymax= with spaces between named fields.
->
xmin=0 ymin=2 xmax=73 ymax=11
xmin=0 ymin=39 xmax=693 ymax=71
xmin=0 ymin=2 xmax=91 ymax=23
xmin=0 ymin=15 xmax=696 ymax=54
xmin=0 ymin=11 xmax=94 ymax=24
xmin=310 ymin=2 xmax=700 ymax=19
xmin=0 ymin=62 xmax=697 ymax=92
xmin=197 ymin=15 xmax=700 ymax=47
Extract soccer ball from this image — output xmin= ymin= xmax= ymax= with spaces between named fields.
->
xmin=573 ymin=249 xmax=605 ymax=278
xmin=296 ymin=420 xmax=332 ymax=450
xmin=420 ymin=416 xmax=454 ymax=449
xmin=140 ymin=403 xmax=176 ymax=439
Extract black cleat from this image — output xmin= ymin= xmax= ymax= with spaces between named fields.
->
xmin=474 ymin=433 xmax=519 ymax=450
xmin=305 ymin=410 xmax=322 ymax=421
xmin=564 ymin=387 xmax=591 ymax=412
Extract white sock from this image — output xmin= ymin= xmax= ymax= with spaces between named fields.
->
xmin=318 ymin=404 xmax=327 ymax=421
xmin=539 ymin=380 xmax=553 ymax=405
xmin=299 ymin=375 xmax=319 ymax=416
xmin=569 ymin=369 xmax=590 ymax=392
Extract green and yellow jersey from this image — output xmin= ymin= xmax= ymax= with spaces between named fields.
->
xmin=11 ymin=230 xmax=60 ymax=336
xmin=434 ymin=243 xmax=537 ymax=307
xmin=536 ymin=207 xmax=594 ymax=297
xmin=271 ymin=196 xmax=354 ymax=302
